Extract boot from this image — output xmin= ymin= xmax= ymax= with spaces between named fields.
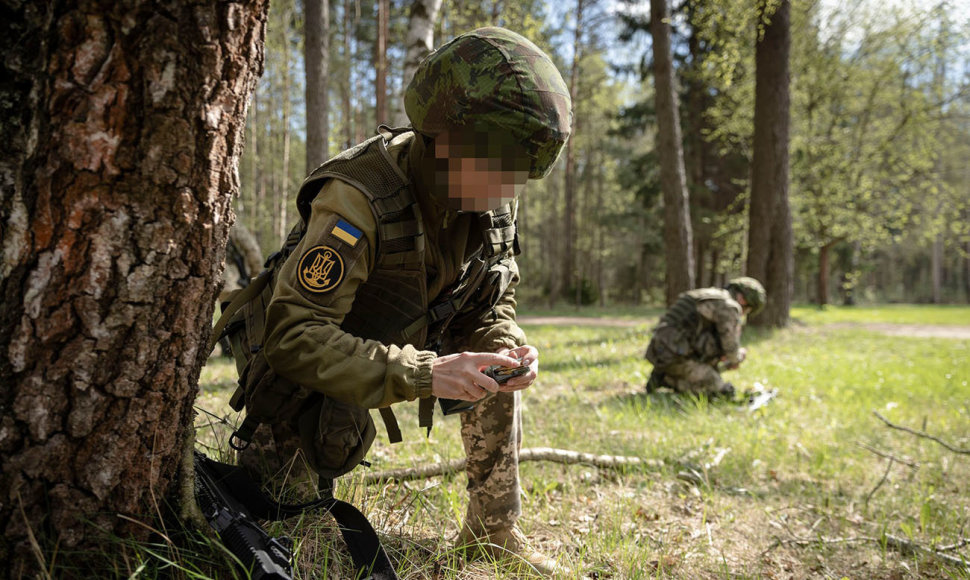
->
xmin=645 ymin=369 xmax=667 ymax=393
xmin=457 ymin=523 xmax=572 ymax=577
xmin=710 ymin=381 xmax=736 ymax=400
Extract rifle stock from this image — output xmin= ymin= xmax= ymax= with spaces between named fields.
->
xmin=194 ymin=452 xmax=293 ymax=579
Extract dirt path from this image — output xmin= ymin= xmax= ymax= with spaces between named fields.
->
xmin=517 ymin=315 xmax=645 ymax=328
xmin=822 ymin=322 xmax=970 ymax=339
xmin=518 ymin=316 xmax=970 ymax=339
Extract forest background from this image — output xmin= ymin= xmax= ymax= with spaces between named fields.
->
xmin=234 ymin=0 xmax=970 ymax=310
xmin=2 ymin=0 xmax=970 ymax=577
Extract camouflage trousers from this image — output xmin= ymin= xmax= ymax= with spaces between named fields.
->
xmin=657 ymin=358 xmax=728 ymax=395
xmin=459 ymin=389 xmax=522 ymax=533
xmin=238 ymin=390 xmax=523 ymax=531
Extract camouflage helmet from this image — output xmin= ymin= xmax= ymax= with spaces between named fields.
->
xmin=404 ymin=27 xmax=572 ymax=179
xmin=726 ymin=277 xmax=767 ymax=315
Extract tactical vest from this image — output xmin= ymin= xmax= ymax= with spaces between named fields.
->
xmin=294 ymin=127 xmax=519 ymax=349
xmin=648 ymin=288 xmax=731 ymax=366
xmin=658 ymin=288 xmax=728 ymax=334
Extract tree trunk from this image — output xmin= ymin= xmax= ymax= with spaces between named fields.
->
xmin=396 ymin=0 xmax=443 ymax=126
xmin=375 ymin=0 xmax=389 ymax=126
xmin=746 ymin=0 xmax=792 ymax=326
xmin=343 ymin=0 xmax=354 ymax=148
xmin=279 ymin=2 xmax=292 ymax=243
xmin=964 ymin=229 xmax=970 ymax=303
xmin=817 ymin=241 xmax=833 ymax=306
xmin=932 ymin=232 xmax=943 ymax=304
xmin=306 ymin=0 xmax=331 ymax=170
xmin=561 ymin=0 xmax=584 ymax=303
xmin=650 ymin=0 xmax=695 ymax=305
xmin=0 ymin=1 xmax=267 ymax=574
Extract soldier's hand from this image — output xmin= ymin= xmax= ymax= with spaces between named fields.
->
xmin=495 ymin=344 xmax=539 ymax=391
xmin=431 ymin=351 xmax=522 ymax=401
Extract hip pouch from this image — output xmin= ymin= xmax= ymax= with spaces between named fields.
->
xmin=233 ymin=349 xmax=376 ymax=480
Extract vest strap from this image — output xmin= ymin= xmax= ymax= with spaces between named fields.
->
xmin=378 ymin=407 xmax=403 ymax=444
xmin=228 ymin=415 xmax=260 ymax=451
xmin=418 ymin=397 xmax=435 ymax=436
xmin=208 ymin=268 xmax=273 ymax=354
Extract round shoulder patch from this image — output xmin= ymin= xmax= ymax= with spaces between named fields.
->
xmin=297 ymin=245 xmax=345 ymax=293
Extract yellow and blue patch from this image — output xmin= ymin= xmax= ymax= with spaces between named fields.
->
xmin=331 ymin=219 xmax=362 ymax=247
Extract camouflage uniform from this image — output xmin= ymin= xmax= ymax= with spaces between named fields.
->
xmin=645 ymin=287 xmax=746 ymax=396
xmin=250 ymin=27 xmax=572 ymax=575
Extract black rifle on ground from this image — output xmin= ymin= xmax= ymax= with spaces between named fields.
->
xmin=194 ymin=451 xmax=294 ymax=580
xmin=194 ymin=450 xmax=400 ymax=580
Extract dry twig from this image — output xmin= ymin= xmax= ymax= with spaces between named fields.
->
xmin=363 ymin=447 xmax=660 ymax=484
xmin=873 ymin=412 xmax=970 ymax=455
xmin=856 ymin=441 xmax=919 ymax=469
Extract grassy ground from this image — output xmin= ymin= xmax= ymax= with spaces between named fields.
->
xmin=189 ymin=305 xmax=970 ymax=579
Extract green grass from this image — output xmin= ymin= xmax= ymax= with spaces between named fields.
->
xmin=183 ymin=305 xmax=970 ymax=579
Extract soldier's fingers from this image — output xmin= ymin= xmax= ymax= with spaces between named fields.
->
xmin=500 ymin=368 xmax=537 ymax=390
xmin=474 ymin=352 xmax=522 ymax=368
xmin=474 ymin=374 xmax=501 ymax=393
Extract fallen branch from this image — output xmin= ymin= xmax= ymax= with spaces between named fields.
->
xmin=873 ymin=412 xmax=970 ymax=455
xmin=363 ymin=447 xmax=660 ymax=484
xmin=937 ymin=538 xmax=970 ymax=552
xmin=884 ymin=534 xmax=969 ymax=568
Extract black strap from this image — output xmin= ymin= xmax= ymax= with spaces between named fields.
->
xmin=197 ymin=453 xmax=399 ymax=579
xmin=378 ymin=407 xmax=403 ymax=444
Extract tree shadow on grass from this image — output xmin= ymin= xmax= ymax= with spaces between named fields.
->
xmin=540 ymin=352 xmax=636 ymax=374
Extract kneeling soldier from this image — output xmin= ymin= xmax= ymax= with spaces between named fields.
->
xmin=645 ymin=277 xmax=766 ymax=398
xmin=231 ymin=27 xmax=574 ymax=577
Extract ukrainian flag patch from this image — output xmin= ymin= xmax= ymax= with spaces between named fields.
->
xmin=331 ymin=219 xmax=362 ymax=247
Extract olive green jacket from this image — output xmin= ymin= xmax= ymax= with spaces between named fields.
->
xmin=262 ymin=132 xmax=526 ymax=409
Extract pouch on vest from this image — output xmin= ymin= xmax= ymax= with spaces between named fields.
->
xmin=297 ymin=395 xmax=376 ymax=480
xmin=645 ymin=326 xmax=690 ymax=367
xmin=478 ymin=257 xmax=516 ymax=311
xmin=692 ymin=332 xmax=723 ymax=363
xmin=231 ymin=346 xmax=377 ymax=479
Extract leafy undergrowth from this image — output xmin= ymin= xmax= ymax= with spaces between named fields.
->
xmin=182 ymin=305 xmax=970 ymax=579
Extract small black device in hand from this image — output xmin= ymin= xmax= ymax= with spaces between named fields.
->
xmin=438 ymin=362 xmax=530 ymax=415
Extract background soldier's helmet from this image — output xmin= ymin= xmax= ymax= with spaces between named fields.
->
xmin=404 ymin=27 xmax=573 ymax=179
xmin=726 ymin=277 xmax=767 ymax=315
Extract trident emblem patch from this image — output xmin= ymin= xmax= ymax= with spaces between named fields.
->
xmin=297 ymin=245 xmax=345 ymax=293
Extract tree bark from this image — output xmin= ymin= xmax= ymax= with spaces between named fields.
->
xmin=0 ymin=1 xmax=267 ymax=574
xmin=396 ymin=0 xmax=443 ymax=126
xmin=746 ymin=0 xmax=792 ymax=326
xmin=650 ymin=0 xmax=695 ymax=305
xmin=305 ymin=0 xmax=331 ymax=170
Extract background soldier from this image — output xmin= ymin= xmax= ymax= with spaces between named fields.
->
xmin=235 ymin=27 xmax=573 ymax=576
xmin=645 ymin=277 xmax=766 ymax=398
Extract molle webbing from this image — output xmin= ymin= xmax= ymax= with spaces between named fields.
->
xmin=662 ymin=293 xmax=699 ymax=329
xmin=480 ymin=203 xmax=518 ymax=257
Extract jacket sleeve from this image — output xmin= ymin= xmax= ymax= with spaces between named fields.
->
xmin=446 ymin=253 xmax=527 ymax=353
xmin=261 ymin=180 xmax=436 ymax=409
xmin=696 ymin=298 xmax=743 ymax=364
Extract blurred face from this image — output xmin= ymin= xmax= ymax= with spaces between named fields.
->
xmin=431 ymin=128 xmax=530 ymax=212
